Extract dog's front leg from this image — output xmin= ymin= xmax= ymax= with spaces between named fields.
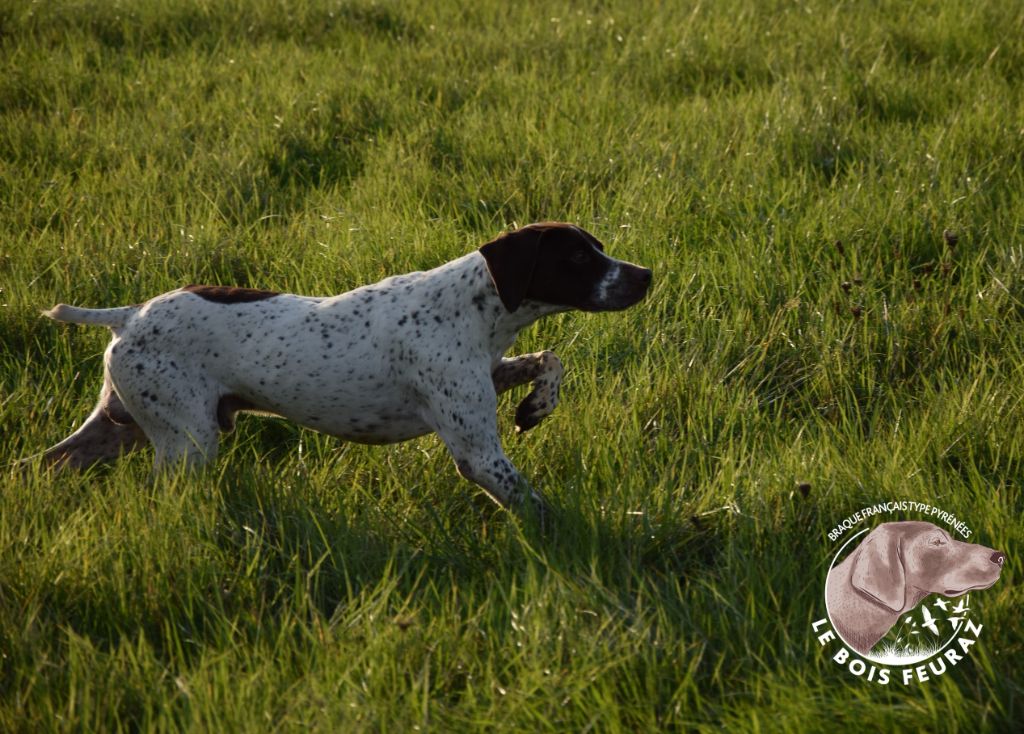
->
xmin=424 ymin=377 xmax=551 ymax=526
xmin=491 ymin=351 xmax=564 ymax=433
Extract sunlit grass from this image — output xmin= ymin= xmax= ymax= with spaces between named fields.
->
xmin=2 ymin=0 xmax=1023 ymax=730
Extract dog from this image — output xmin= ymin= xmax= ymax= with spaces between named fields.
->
xmin=39 ymin=222 xmax=652 ymax=521
xmin=825 ymin=521 xmax=1005 ymax=654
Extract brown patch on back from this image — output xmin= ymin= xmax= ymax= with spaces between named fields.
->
xmin=183 ymin=284 xmax=280 ymax=304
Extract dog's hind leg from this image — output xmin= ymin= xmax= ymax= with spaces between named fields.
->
xmin=42 ymin=377 xmax=149 ymax=470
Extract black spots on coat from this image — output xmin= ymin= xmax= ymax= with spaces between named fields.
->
xmin=449 ymin=411 xmax=466 ymax=428
xmin=472 ymin=292 xmax=487 ymax=313
xmin=304 ymin=314 xmax=322 ymax=335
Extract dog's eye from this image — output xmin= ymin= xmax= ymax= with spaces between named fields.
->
xmin=931 ymin=536 xmax=947 ymax=547
xmin=569 ymin=250 xmax=590 ymax=265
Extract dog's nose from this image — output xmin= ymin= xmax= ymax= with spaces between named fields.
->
xmin=991 ymin=551 xmax=1006 ymax=566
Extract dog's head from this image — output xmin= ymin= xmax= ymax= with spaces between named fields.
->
xmin=851 ymin=521 xmax=1005 ymax=612
xmin=479 ymin=222 xmax=652 ymax=313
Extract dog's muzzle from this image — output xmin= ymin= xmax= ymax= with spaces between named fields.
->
xmin=588 ymin=262 xmax=653 ymax=311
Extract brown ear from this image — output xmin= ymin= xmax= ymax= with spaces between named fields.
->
xmin=479 ymin=227 xmax=544 ymax=312
xmin=850 ymin=524 xmax=907 ymax=612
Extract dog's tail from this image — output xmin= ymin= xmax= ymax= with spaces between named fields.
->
xmin=43 ymin=304 xmax=138 ymax=330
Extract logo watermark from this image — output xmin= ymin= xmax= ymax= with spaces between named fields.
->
xmin=811 ymin=502 xmax=1005 ymax=685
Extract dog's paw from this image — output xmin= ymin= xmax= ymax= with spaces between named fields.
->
xmin=514 ymin=391 xmax=553 ymax=433
xmin=517 ymin=490 xmax=553 ymax=536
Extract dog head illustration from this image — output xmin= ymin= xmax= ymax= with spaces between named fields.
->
xmin=850 ymin=521 xmax=1004 ymax=612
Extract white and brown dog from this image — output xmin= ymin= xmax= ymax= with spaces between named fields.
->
xmin=826 ymin=522 xmax=1005 ymax=654
xmin=40 ymin=223 xmax=652 ymax=520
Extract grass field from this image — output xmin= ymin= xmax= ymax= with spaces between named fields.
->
xmin=2 ymin=0 xmax=1023 ymax=730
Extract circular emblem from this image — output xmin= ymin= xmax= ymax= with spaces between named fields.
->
xmin=811 ymin=506 xmax=1005 ymax=685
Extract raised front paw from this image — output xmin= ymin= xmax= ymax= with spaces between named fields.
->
xmin=514 ymin=390 xmax=553 ymax=433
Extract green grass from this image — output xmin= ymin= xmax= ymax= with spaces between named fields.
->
xmin=2 ymin=0 xmax=1023 ymax=730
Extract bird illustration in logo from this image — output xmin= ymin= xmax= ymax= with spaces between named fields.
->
xmin=893 ymin=595 xmax=973 ymax=650
xmin=919 ymin=605 xmax=941 ymax=636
